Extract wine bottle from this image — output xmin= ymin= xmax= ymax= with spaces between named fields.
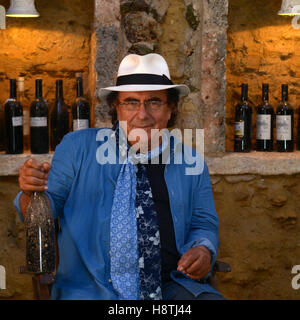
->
xmin=50 ymin=79 xmax=69 ymax=151
xmin=72 ymin=76 xmax=90 ymax=131
xmin=0 ymin=103 xmax=5 ymax=152
xmin=276 ymin=84 xmax=294 ymax=152
xmin=17 ymin=77 xmax=30 ymax=151
xmin=234 ymin=83 xmax=252 ymax=152
xmin=25 ymin=192 xmax=55 ymax=274
xmin=30 ymin=79 xmax=49 ymax=154
xmin=4 ymin=79 xmax=23 ymax=154
xmin=256 ymin=83 xmax=274 ymax=152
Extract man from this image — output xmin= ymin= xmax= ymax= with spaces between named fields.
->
xmin=15 ymin=53 xmax=224 ymax=300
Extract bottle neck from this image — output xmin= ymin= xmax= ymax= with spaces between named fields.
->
xmin=36 ymin=79 xmax=43 ymax=99
xmin=56 ymin=80 xmax=64 ymax=100
xmin=10 ymin=79 xmax=17 ymax=99
xmin=282 ymin=85 xmax=288 ymax=103
xmin=241 ymin=84 xmax=248 ymax=103
xmin=76 ymin=77 xmax=83 ymax=98
xmin=262 ymin=84 xmax=269 ymax=103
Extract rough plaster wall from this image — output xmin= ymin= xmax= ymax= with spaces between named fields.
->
xmin=226 ymin=0 xmax=300 ymax=151
xmin=0 ymin=177 xmax=32 ymax=299
xmin=214 ymin=174 xmax=300 ymax=300
xmin=0 ymin=0 xmax=93 ymax=125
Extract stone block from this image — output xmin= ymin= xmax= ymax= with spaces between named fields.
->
xmin=123 ymin=12 xmax=162 ymax=44
xmin=120 ymin=0 xmax=169 ymax=21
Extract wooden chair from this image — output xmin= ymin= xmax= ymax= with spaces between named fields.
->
xmin=209 ymin=260 xmax=231 ymax=290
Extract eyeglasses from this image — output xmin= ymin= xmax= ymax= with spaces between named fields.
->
xmin=117 ymin=99 xmax=168 ymax=112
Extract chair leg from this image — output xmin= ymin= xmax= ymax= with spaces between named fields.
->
xmin=32 ymin=275 xmax=51 ymax=300
xmin=208 ymin=275 xmax=219 ymax=291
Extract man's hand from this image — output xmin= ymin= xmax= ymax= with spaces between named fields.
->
xmin=177 ymin=246 xmax=212 ymax=280
xmin=18 ymin=158 xmax=51 ymax=196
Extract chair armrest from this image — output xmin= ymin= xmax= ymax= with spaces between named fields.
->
xmin=213 ymin=260 xmax=231 ymax=273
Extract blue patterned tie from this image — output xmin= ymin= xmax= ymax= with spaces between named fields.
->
xmin=110 ymin=160 xmax=140 ymax=299
xmin=136 ymin=163 xmax=162 ymax=299
xmin=110 ymin=124 xmax=166 ymax=300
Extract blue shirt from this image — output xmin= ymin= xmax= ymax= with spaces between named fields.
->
xmin=14 ymin=128 xmax=221 ymax=299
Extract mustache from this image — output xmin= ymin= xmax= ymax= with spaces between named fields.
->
xmin=130 ymin=123 xmax=155 ymax=128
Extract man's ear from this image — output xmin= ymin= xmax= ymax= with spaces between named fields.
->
xmin=113 ymin=94 xmax=119 ymax=110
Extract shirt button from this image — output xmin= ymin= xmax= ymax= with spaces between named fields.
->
xmin=108 ymin=278 xmax=112 ymax=283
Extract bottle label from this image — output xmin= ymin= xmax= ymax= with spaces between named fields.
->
xmin=276 ymin=115 xmax=291 ymax=141
xmin=23 ymin=110 xmax=30 ymax=135
xmin=30 ymin=117 xmax=47 ymax=127
xmin=73 ymin=119 xmax=89 ymax=131
xmin=234 ymin=121 xmax=244 ymax=138
xmin=12 ymin=116 xmax=23 ymax=127
xmin=256 ymin=114 xmax=271 ymax=140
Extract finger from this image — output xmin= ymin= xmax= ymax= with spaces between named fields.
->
xmin=186 ymin=266 xmax=211 ymax=280
xmin=185 ymin=257 xmax=203 ymax=275
xmin=186 ymin=259 xmax=210 ymax=277
xmin=21 ymin=184 xmax=48 ymax=192
xmin=177 ymin=252 xmax=198 ymax=272
xmin=23 ymin=175 xmax=48 ymax=187
xmin=25 ymin=158 xmax=44 ymax=170
xmin=42 ymin=162 xmax=51 ymax=173
xmin=23 ymin=167 xmax=48 ymax=180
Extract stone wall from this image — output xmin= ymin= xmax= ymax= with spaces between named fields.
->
xmin=94 ymin=0 xmax=228 ymax=154
xmin=226 ymin=0 xmax=300 ymax=151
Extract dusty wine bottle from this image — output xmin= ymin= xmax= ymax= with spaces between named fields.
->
xmin=30 ymin=79 xmax=49 ymax=154
xmin=50 ymin=79 xmax=69 ymax=151
xmin=256 ymin=83 xmax=274 ymax=152
xmin=72 ymin=76 xmax=90 ymax=131
xmin=5 ymin=79 xmax=23 ymax=154
xmin=276 ymin=84 xmax=294 ymax=152
xmin=234 ymin=83 xmax=252 ymax=152
xmin=25 ymin=192 xmax=55 ymax=274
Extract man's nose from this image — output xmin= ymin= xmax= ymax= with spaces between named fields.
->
xmin=136 ymin=104 xmax=150 ymax=120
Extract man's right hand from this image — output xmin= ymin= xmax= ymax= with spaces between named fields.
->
xmin=18 ymin=158 xmax=51 ymax=196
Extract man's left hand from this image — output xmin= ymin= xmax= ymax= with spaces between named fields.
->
xmin=177 ymin=246 xmax=212 ymax=280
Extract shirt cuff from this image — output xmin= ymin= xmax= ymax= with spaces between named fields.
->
xmin=14 ymin=191 xmax=25 ymax=223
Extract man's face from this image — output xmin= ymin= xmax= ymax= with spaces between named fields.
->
xmin=115 ymin=90 xmax=173 ymax=148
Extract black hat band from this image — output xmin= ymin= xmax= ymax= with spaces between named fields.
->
xmin=116 ymin=73 xmax=174 ymax=86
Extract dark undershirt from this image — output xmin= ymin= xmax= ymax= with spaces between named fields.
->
xmin=144 ymin=163 xmax=181 ymax=284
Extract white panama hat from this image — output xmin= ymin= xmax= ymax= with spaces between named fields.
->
xmin=99 ymin=53 xmax=190 ymax=98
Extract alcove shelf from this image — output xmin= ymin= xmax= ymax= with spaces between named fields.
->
xmin=1 ymin=151 xmax=300 ymax=177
